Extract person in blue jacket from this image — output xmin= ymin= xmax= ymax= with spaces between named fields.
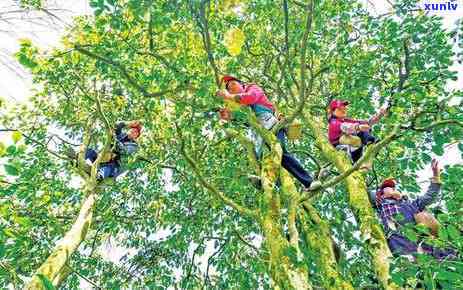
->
xmin=83 ymin=120 xmax=142 ymax=179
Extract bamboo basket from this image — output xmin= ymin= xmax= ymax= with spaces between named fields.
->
xmin=287 ymin=119 xmax=302 ymax=140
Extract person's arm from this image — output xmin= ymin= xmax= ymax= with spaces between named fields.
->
xmin=236 ymin=85 xmax=262 ymax=105
xmin=413 ymin=159 xmax=442 ymax=211
xmin=339 ymin=119 xmax=369 ymax=135
xmin=217 ymin=85 xmax=262 ymax=105
xmin=368 ymin=106 xmax=388 ymax=125
xmin=340 ymin=122 xmax=358 ymax=135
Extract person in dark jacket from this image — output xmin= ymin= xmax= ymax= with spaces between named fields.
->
xmin=376 ymin=159 xmax=457 ymax=260
xmin=217 ymin=75 xmax=320 ymax=190
xmin=84 ymin=120 xmax=142 ymax=180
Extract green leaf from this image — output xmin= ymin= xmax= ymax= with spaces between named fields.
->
xmin=0 ymin=142 xmax=5 ymax=157
xmin=4 ymin=164 xmax=19 ymax=176
xmin=12 ymin=132 xmax=22 ymax=143
xmin=435 ymin=270 xmax=463 ymax=281
xmin=6 ymin=145 xmax=16 ymax=155
xmin=447 ymin=224 xmax=460 ymax=241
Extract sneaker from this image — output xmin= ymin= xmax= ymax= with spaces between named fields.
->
xmin=307 ymin=180 xmax=322 ymax=191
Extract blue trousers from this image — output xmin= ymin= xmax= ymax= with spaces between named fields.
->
xmin=388 ymin=233 xmax=457 ymax=260
xmin=276 ymin=129 xmax=313 ymax=188
xmin=85 ymin=149 xmax=120 ymax=179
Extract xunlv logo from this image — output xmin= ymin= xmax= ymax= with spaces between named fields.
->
xmin=424 ymin=1 xmax=459 ymax=10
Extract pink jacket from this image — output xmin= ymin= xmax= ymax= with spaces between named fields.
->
xmin=238 ymin=84 xmax=274 ymax=112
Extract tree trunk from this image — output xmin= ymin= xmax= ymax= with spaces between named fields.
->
xmin=300 ymin=202 xmax=354 ymax=290
xmin=24 ymin=188 xmax=97 ymax=289
xmin=305 ymin=116 xmax=395 ymax=290
xmin=259 ymin=143 xmax=311 ymax=290
xmin=261 ymin=216 xmax=311 ymax=290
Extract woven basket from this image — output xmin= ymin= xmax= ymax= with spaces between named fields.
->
xmin=287 ymin=120 xmax=302 ymax=140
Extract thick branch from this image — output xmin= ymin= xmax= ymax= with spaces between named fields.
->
xmin=25 ymin=191 xmax=97 ymax=289
xmin=90 ymin=93 xmax=113 ymax=180
xmin=280 ymin=169 xmax=300 ymax=250
xmin=302 ymin=123 xmax=401 ymax=200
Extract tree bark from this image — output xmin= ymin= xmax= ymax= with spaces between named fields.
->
xmin=259 ymin=142 xmax=311 ymax=290
xmin=305 ymin=116 xmax=396 ymax=290
xmin=300 ymin=202 xmax=354 ymax=290
xmin=24 ymin=186 xmax=97 ymax=289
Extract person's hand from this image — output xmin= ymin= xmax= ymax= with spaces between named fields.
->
xmin=383 ymin=187 xmax=402 ymax=200
xmin=216 ymin=90 xmax=232 ymax=100
xmin=219 ymin=108 xmax=231 ymax=120
xmin=431 ymin=159 xmax=441 ymax=177
xmin=358 ymin=124 xmax=370 ymax=132
xmin=216 ymin=90 xmax=226 ymax=98
xmin=391 ymin=191 xmax=402 ymax=200
xmin=379 ymin=106 xmax=388 ymax=118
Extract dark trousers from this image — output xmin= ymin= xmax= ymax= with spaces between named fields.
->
xmin=388 ymin=233 xmax=457 ymax=260
xmin=350 ymin=131 xmax=378 ymax=163
xmin=85 ymin=149 xmax=120 ymax=179
xmin=276 ymin=129 xmax=313 ymax=188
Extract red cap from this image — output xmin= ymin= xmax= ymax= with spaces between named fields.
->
xmin=128 ymin=123 xmax=142 ymax=138
xmin=376 ymin=178 xmax=397 ymax=206
xmin=221 ymin=75 xmax=239 ymax=85
xmin=380 ymin=178 xmax=396 ymax=190
xmin=329 ymin=99 xmax=349 ymax=112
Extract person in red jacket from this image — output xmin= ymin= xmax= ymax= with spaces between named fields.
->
xmin=217 ymin=75 xmax=318 ymax=190
xmin=328 ymin=99 xmax=387 ymax=165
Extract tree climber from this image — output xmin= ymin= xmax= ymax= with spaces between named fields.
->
xmin=216 ymin=75 xmax=319 ymax=190
xmin=69 ymin=120 xmax=142 ymax=180
xmin=375 ymin=159 xmax=457 ymax=260
xmin=327 ymin=99 xmax=387 ymax=169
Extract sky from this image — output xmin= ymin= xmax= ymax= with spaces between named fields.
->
xmin=0 ymin=0 xmax=92 ymax=102
xmin=0 ymin=0 xmax=462 ymax=288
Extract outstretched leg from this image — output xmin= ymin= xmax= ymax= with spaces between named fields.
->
xmin=350 ymin=131 xmax=378 ymax=164
xmin=277 ymin=129 xmax=313 ymax=188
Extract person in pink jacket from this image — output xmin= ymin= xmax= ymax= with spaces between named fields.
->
xmin=328 ymin=99 xmax=387 ymax=164
xmin=217 ymin=75 xmax=318 ymax=190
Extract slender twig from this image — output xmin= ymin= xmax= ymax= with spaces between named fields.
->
xmin=75 ymin=46 xmax=188 ymax=98
xmin=195 ymin=0 xmax=220 ymax=86
xmin=178 ymin=128 xmax=257 ymax=218
xmin=65 ymin=263 xmax=101 ymax=289
xmin=232 ymin=227 xmax=259 ymax=252
xmin=402 ymin=119 xmax=463 ymax=131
